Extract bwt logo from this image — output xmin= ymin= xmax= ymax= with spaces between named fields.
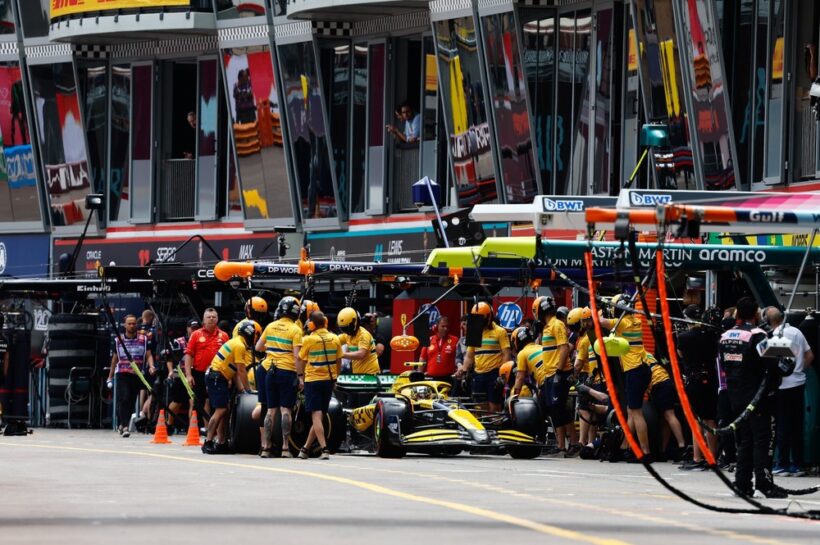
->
xmin=629 ymin=193 xmax=672 ymax=206
xmin=543 ymin=198 xmax=584 ymax=212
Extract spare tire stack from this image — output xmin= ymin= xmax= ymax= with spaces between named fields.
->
xmin=46 ymin=314 xmax=106 ymax=427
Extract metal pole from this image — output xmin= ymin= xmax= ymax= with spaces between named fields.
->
xmin=785 ymin=227 xmax=818 ymax=318
xmin=425 ymin=177 xmax=449 ymax=248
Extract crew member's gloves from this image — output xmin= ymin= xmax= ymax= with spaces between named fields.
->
xmin=106 ymin=379 xmax=114 ymax=390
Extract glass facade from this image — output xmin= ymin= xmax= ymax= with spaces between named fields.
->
xmin=277 ymin=39 xmax=339 ymax=221
xmin=434 ymin=15 xmax=497 ymax=206
xmin=29 ymin=62 xmax=92 ymax=227
xmin=2 ymin=0 xmax=820 ymax=236
xmin=480 ymin=10 xmax=540 ymax=203
xmin=223 ymin=46 xmax=292 ymax=221
xmin=0 ymin=62 xmax=38 ymax=223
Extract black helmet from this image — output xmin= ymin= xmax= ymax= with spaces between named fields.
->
xmin=702 ymin=306 xmax=723 ymax=329
xmin=683 ymin=304 xmax=701 ymax=321
xmin=511 ymin=326 xmax=535 ymax=352
xmin=237 ymin=320 xmax=260 ymax=347
xmin=275 ymin=296 xmax=301 ymax=321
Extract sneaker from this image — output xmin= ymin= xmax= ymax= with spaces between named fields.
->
xmin=319 ymin=448 xmax=330 ymax=460
xmin=117 ymin=426 xmax=124 ymax=436
xmin=733 ymin=483 xmax=754 ymax=497
xmin=756 ymin=485 xmax=788 ymax=499
xmin=259 ymin=449 xmax=272 ymax=459
xmin=564 ymin=444 xmax=583 ymax=458
xmin=281 ymin=448 xmax=293 ymax=459
xmin=201 ymin=440 xmax=214 ymax=454
xmin=787 ymin=465 xmax=806 ymax=477
xmin=771 ymin=464 xmax=789 ymax=476
xmin=298 ymin=448 xmax=309 ymax=460
xmin=121 ymin=430 xmax=130 ymax=438
xmin=214 ymin=442 xmax=231 ymax=455
xmin=679 ymin=460 xmax=707 ymax=471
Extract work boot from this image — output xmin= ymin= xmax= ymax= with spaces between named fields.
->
xmin=214 ymin=442 xmax=231 ymax=455
xmin=733 ymin=482 xmax=753 ymax=498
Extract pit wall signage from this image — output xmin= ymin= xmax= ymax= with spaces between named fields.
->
xmin=51 ymin=0 xmax=190 ymax=19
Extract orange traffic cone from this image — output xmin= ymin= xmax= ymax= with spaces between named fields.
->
xmin=183 ymin=410 xmax=203 ymax=447
xmin=151 ymin=410 xmax=172 ymax=444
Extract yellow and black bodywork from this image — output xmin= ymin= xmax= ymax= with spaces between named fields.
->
xmin=348 ymin=370 xmax=545 ymax=458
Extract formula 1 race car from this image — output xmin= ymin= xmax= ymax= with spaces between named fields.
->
xmin=346 ymin=369 xmax=546 ymax=458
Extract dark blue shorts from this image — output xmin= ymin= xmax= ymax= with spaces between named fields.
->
xmin=206 ymin=371 xmax=230 ymax=409
xmin=472 ymin=368 xmax=502 ymax=404
xmin=650 ymin=379 xmax=677 ymax=413
xmin=267 ymin=368 xmax=298 ymax=409
xmin=255 ymin=365 xmax=268 ymax=407
xmin=624 ymin=364 xmax=651 ymax=410
xmin=540 ymin=374 xmax=572 ymax=427
xmin=304 ymin=380 xmax=333 ymax=413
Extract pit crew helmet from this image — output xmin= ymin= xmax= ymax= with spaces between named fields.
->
xmin=471 ymin=301 xmax=494 ymax=328
xmin=337 ymin=307 xmax=360 ymax=336
xmin=275 ymin=296 xmax=301 ymax=321
xmin=511 ymin=326 xmax=535 ymax=353
xmin=237 ymin=320 xmax=261 ymax=347
xmin=566 ymin=307 xmax=592 ymax=326
xmin=532 ymin=296 xmax=557 ymax=323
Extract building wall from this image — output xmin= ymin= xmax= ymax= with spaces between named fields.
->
xmin=0 ymin=0 xmax=818 ymax=272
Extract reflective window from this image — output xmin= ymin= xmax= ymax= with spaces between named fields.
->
xmin=30 ymin=62 xmax=92 ymax=227
xmin=277 ymin=40 xmax=339 ymax=220
xmin=389 ymin=36 xmax=424 ymax=212
xmin=197 ymin=58 xmax=220 ymax=219
xmin=764 ymin=0 xmax=785 ymax=181
xmin=109 ymin=65 xmax=131 ymax=222
xmin=0 ymin=62 xmax=39 ymax=223
xmin=481 ymin=10 xmax=539 ymax=202
xmin=18 ymin=0 xmax=49 ymax=39
xmin=320 ymin=42 xmax=350 ymax=218
xmin=434 ymin=16 xmax=497 ymax=206
xmin=678 ymin=0 xmax=738 ymax=190
xmin=632 ymin=0 xmax=696 ymax=189
xmin=366 ymin=42 xmax=385 ymax=214
xmin=520 ymin=11 xmax=556 ymax=193
xmin=591 ymin=8 xmax=615 ymax=196
xmin=266 ymin=0 xmax=286 ymax=18
xmin=214 ymin=0 xmax=267 ymax=19
xmin=0 ymin=1 xmax=16 ymax=34
xmin=350 ymin=43 xmax=367 ymax=214
xmin=131 ymin=64 xmax=153 ymax=222
xmin=223 ymin=46 xmax=293 ymax=221
xmin=79 ymin=63 xmax=108 ymax=199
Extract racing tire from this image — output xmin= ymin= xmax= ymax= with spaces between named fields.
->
xmin=287 ymin=396 xmax=346 ymax=457
xmin=373 ymin=399 xmax=409 ymax=458
xmin=509 ymin=397 xmax=545 ymax=439
xmin=229 ymin=392 xmax=261 ymax=454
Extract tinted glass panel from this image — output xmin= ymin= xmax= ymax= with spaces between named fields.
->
xmin=110 ymin=65 xmax=131 ymax=222
xmin=266 ymin=0 xmax=286 ymax=17
xmin=30 ymin=62 xmax=92 ymax=227
xmin=80 ymin=64 xmax=108 ymax=198
xmin=434 ymin=16 xmax=497 ymax=206
xmin=223 ymin=46 xmax=292 ymax=221
xmin=0 ymin=1 xmax=16 ymax=34
xmin=19 ymin=0 xmax=49 ymax=39
xmin=215 ymin=0 xmax=267 ymax=19
xmin=481 ymin=11 xmax=539 ymax=202
xmin=197 ymin=59 xmax=219 ymax=218
xmin=131 ymin=64 xmax=153 ymax=222
xmin=0 ymin=62 xmax=38 ymax=223
xmin=320 ymin=43 xmax=350 ymax=218
xmin=679 ymin=0 xmax=738 ymax=190
xmin=367 ymin=42 xmax=385 ymax=213
xmin=592 ymin=8 xmax=614 ymax=195
xmin=350 ymin=44 xmax=367 ymax=214
xmin=277 ymin=40 xmax=338 ymax=220
xmin=520 ymin=12 xmax=556 ymax=193
xmin=764 ymin=0 xmax=785 ymax=181
xmin=632 ymin=0 xmax=696 ymax=189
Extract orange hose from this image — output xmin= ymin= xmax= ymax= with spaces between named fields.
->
xmin=213 ymin=261 xmax=254 ymax=282
xmin=584 ymin=251 xmax=645 ymax=459
xmin=655 ymin=250 xmax=717 ymax=466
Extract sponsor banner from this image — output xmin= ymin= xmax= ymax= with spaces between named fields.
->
xmin=496 ymin=302 xmax=522 ymax=330
xmin=46 ymin=160 xmax=90 ymax=195
xmin=305 ymin=229 xmax=434 ymax=264
xmin=537 ymin=240 xmax=820 ymax=270
xmin=52 ymin=233 xmax=296 ymax=276
xmin=538 ymin=195 xmax=617 ymax=232
xmin=51 ymin=0 xmax=190 ymax=19
xmin=0 ymin=233 xmax=51 ymax=278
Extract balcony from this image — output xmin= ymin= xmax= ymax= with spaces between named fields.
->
xmin=49 ymin=2 xmax=216 ymax=44
xmin=286 ymin=0 xmax=428 ymax=21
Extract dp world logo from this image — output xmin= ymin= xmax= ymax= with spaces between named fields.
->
xmin=0 ymin=242 xmax=6 ymax=275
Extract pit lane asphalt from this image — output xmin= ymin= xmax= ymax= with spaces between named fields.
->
xmin=1 ymin=429 xmax=819 ymax=545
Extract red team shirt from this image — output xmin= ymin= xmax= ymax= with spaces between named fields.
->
xmin=420 ymin=334 xmax=459 ymax=377
xmin=185 ymin=328 xmax=229 ymax=372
